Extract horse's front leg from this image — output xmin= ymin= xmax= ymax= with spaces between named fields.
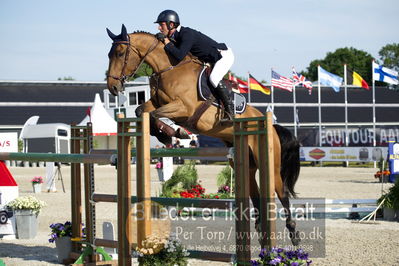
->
xmin=151 ymin=99 xmax=191 ymax=140
xmin=136 ymin=99 xmax=190 ymax=145
xmin=135 ymin=99 xmax=175 ymax=145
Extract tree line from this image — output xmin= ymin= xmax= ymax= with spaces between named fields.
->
xmin=105 ymin=43 xmax=398 ymax=86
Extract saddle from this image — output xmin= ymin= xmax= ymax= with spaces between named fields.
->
xmin=186 ymin=66 xmax=247 ymax=129
xmin=197 ymin=67 xmax=246 ymax=114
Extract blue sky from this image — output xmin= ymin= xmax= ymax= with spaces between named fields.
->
xmin=0 ymin=0 xmax=398 ymax=82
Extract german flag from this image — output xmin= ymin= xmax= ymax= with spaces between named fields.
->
xmin=346 ymin=68 xmax=369 ymax=90
xmin=249 ymin=74 xmax=270 ymax=95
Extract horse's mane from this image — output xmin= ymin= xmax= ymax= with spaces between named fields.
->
xmin=131 ymin=30 xmax=154 ymax=36
xmin=129 ymin=30 xmax=199 ymax=62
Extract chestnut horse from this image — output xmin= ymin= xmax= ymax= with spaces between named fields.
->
xmin=106 ymin=25 xmax=300 ymax=245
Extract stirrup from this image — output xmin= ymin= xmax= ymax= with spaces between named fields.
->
xmin=219 ymin=109 xmax=234 ymax=124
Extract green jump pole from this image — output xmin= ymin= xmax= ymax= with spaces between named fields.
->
xmin=90 ymin=147 xmax=231 ymax=158
xmin=0 ymin=152 xmax=112 ymax=164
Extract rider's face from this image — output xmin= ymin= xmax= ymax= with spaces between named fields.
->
xmin=158 ymin=22 xmax=169 ymax=36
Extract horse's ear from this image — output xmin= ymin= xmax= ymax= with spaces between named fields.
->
xmin=106 ymin=28 xmax=116 ymax=40
xmin=121 ymin=24 xmax=128 ymax=41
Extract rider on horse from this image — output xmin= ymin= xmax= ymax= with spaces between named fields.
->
xmin=154 ymin=9 xmax=235 ymax=121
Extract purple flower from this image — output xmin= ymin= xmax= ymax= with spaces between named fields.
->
xmin=269 ymin=257 xmax=281 ymax=265
xmin=253 ymin=246 xmax=311 ymax=265
xmin=49 ymin=221 xmax=76 ymax=243
xmin=259 ymin=248 xmax=266 ymax=259
xmin=286 ymin=250 xmax=296 ymax=260
xmin=250 ymin=260 xmax=260 ymax=266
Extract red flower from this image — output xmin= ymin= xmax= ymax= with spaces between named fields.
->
xmin=383 ymin=170 xmax=391 ymax=176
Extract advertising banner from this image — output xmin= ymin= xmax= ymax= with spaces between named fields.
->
xmin=297 ymin=126 xmax=399 ymax=147
xmin=300 ymin=147 xmax=388 ymax=162
xmin=388 ymin=141 xmax=399 ymax=183
xmin=0 ymin=132 xmax=18 ymax=152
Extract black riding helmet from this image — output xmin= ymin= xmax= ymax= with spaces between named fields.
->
xmin=154 ymin=10 xmax=180 ymax=30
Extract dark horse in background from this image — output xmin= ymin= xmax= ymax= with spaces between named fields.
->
xmin=106 ymin=25 xmax=301 ymax=245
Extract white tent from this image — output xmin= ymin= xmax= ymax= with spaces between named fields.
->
xmin=79 ymin=94 xmax=117 ymax=149
xmin=79 ymin=94 xmax=117 ymax=136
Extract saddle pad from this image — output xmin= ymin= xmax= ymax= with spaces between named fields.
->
xmin=198 ymin=67 xmax=246 ymax=114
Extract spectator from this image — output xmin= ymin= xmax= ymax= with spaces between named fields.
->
xmin=173 ymin=139 xmax=184 ymax=164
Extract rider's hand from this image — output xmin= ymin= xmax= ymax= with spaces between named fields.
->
xmin=155 ymin=33 xmax=166 ymax=43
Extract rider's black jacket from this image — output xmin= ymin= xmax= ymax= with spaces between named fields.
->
xmin=164 ymin=26 xmax=227 ymax=64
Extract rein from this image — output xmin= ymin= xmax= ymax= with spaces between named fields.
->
xmin=108 ymin=34 xmax=201 ymax=83
xmin=155 ymin=59 xmax=193 ymax=76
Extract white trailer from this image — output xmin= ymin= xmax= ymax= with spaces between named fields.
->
xmin=20 ymin=123 xmax=70 ymax=153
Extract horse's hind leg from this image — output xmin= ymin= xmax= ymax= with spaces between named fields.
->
xmin=275 ymin=185 xmax=301 ymax=246
xmin=251 ymin=131 xmax=301 ymax=246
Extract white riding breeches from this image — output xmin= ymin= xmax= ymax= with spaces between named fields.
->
xmin=209 ymin=47 xmax=234 ymax=88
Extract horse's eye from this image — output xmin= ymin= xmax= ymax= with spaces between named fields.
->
xmin=118 ymin=52 xmax=125 ymax=57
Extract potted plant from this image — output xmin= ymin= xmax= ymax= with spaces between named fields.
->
xmin=49 ymin=221 xmax=83 ymax=263
xmin=7 ymin=196 xmax=46 ymax=239
xmin=378 ymin=177 xmax=399 ymax=221
xmin=374 ymin=170 xmax=390 ymax=183
xmin=155 ymin=160 xmax=164 ymax=182
xmin=31 ymin=176 xmax=44 ymax=193
xmin=251 ymin=247 xmax=312 ymax=265
xmin=135 ymin=233 xmax=189 ymax=266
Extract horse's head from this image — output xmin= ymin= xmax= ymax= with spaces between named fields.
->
xmin=106 ymin=25 xmax=134 ymax=95
xmin=106 ymin=25 xmax=161 ymax=96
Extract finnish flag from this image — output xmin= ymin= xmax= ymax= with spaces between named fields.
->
xmin=373 ymin=61 xmax=398 ymax=85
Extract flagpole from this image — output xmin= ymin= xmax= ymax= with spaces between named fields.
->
xmin=293 ymin=84 xmax=297 ymax=137
xmin=372 ymin=60 xmax=376 ymax=153
xmin=248 ymin=72 xmax=251 ymax=103
xmin=344 ymin=64 xmax=349 ymax=167
xmin=317 ymin=65 xmax=322 ymax=149
xmin=271 ymin=68 xmax=274 ymax=114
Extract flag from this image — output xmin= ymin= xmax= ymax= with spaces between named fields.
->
xmin=228 ymin=72 xmax=248 ymax=93
xmin=346 ymin=68 xmax=369 ymax=90
xmin=319 ymin=66 xmax=343 ymax=92
xmin=248 ymin=74 xmax=270 ymax=95
xmin=292 ymin=67 xmax=313 ymax=94
xmin=86 ymin=107 xmax=91 ymax=122
xmin=271 ymin=70 xmax=293 ymax=92
xmin=372 ymin=61 xmax=398 ymax=85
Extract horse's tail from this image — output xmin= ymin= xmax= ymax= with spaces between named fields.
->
xmin=273 ymin=124 xmax=300 ymax=198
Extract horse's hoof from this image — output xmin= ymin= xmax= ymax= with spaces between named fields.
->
xmin=290 ymin=231 xmax=301 ymax=246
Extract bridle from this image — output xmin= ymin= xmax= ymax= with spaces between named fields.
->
xmin=107 ymin=35 xmax=159 ymax=83
xmin=107 ymin=34 xmax=199 ymax=84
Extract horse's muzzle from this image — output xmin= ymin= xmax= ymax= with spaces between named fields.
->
xmin=108 ymin=85 xmax=119 ymax=96
xmin=107 ymin=78 xmax=123 ymax=96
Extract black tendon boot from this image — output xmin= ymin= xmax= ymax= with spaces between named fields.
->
xmin=214 ymin=81 xmax=235 ymax=122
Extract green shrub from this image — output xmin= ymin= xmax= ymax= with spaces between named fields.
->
xmin=378 ymin=177 xmax=399 ymax=210
xmin=217 ymin=166 xmax=234 ymax=188
xmin=161 ymin=162 xmax=198 ymax=197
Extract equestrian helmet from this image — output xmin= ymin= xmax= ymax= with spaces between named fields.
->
xmin=155 ymin=10 xmax=180 ymax=26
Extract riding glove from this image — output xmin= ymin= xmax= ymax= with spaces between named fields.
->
xmin=155 ymin=33 xmax=166 ymax=43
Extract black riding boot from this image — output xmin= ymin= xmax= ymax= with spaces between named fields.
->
xmin=214 ymin=81 xmax=235 ymax=121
